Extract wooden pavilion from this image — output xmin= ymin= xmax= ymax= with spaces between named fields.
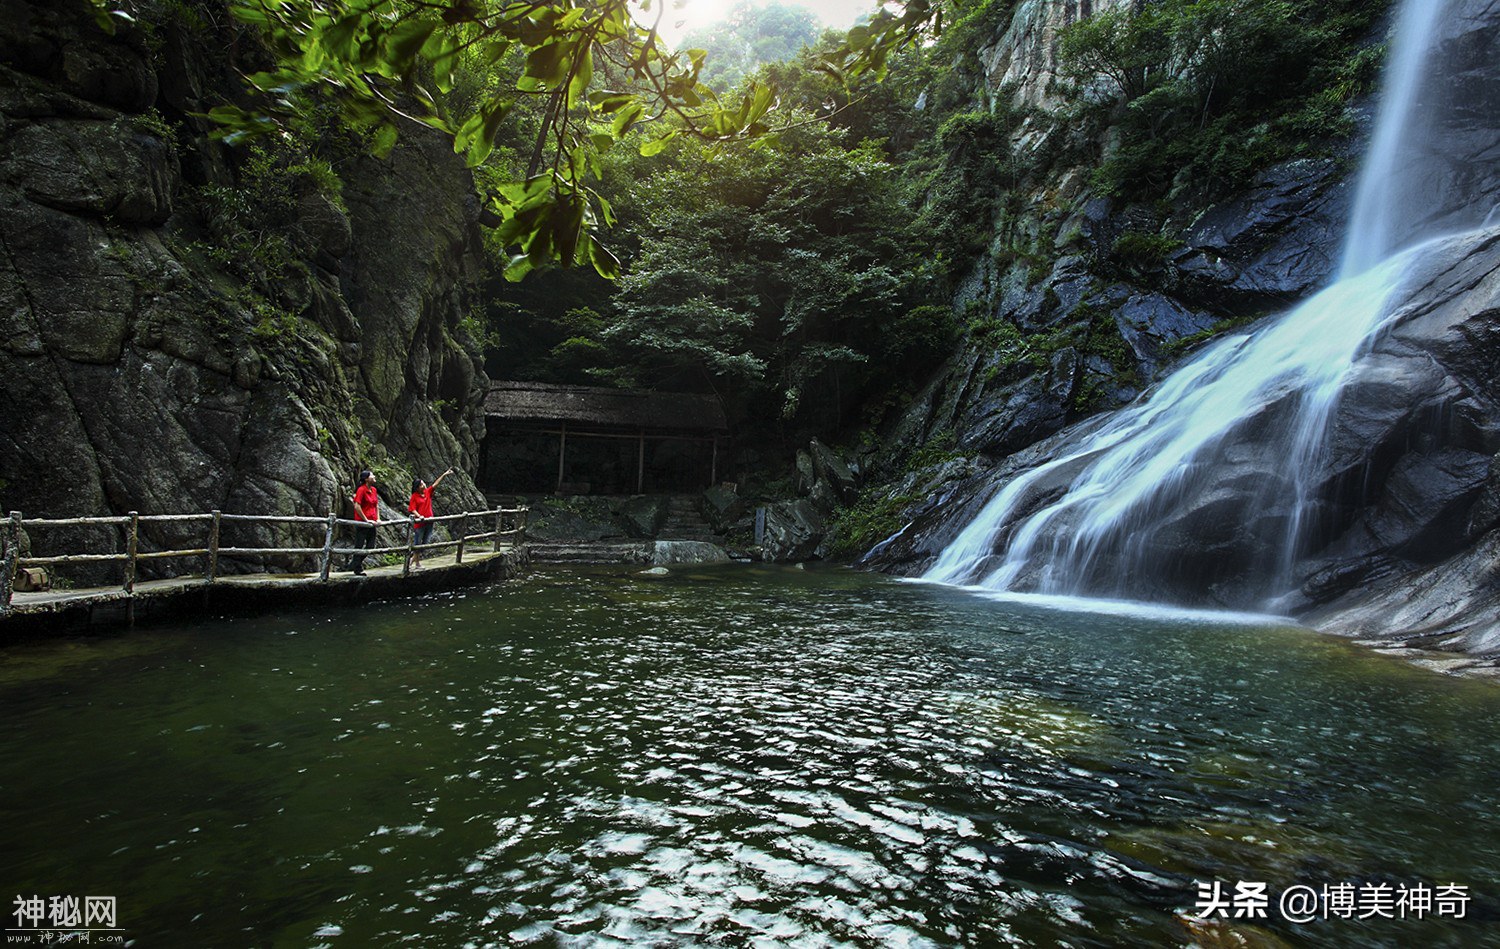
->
xmin=481 ymin=382 xmax=730 ymax=495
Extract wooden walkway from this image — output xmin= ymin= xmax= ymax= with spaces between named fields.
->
xmin=1 ymin=505 xmax=529 ymax=628
xmin=8 ymin=548 xmax=520 ymax=615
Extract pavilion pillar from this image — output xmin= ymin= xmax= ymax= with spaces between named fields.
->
xmin=636 ymin=428 xmax=645 ymax=494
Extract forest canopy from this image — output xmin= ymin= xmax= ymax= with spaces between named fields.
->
xmin=126 ymin=0 xmax=940 ymax=280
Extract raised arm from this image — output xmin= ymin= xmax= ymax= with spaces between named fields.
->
xmin=431 ymin=467 xmax=456 ymax=490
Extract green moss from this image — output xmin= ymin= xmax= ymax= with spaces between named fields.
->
xmin=249 ymin=301 xmax=300 ymax=340
xmin=1161 ymin=312 xmax=1265 ymax=358
xmin=128 ymin=109 xmax=179 ymax=148
xmin=1111 ymin=230 xmax=1183 ymax=268
xmin=826 ymin=490 xmax=921 ymax=560
xmin=1065 ymin=303 xmax=1142 ymax=413
xmin=907 ymin=430 xmax=964 ymax=471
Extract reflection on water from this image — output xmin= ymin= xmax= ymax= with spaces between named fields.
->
xmin=2 ymin=565 xmax=1498 ymax=946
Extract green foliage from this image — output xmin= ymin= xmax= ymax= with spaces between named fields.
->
xmin=81 ymin=0 xmax=135 ymax=34
xmin=681 ymin=1 xmax=822 ymax=91
xmin=922 ymin=0 xmax=1023 ymax=114
xmin=249 ymin=300 xmax=301 ymax=340
xmin=128 ymin=109 xmax=179 ymax=147
xmin=966 ymin=305 xmax=1052 ymax=383
xmin=910 ymin=96 xmax=1037 ymax=281
xmin=906 ymin=429 xmax=965 ymax=471
xmin=1058 ymin=0 xmax=1393 ymax=199
xmin=580 ymin=122 xmax=940 ymax=436
xmin=884 ymin=305 xmax=960 ymax=374
xmin=202 ymin=0 xmax=940 ymax=280
xmin=458 ymin=304 xmax=502 ymax=355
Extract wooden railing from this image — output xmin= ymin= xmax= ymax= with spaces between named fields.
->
xmin=0 ymin=506 xmax=529 ymax=613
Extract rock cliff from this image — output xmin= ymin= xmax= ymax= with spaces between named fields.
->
xmin=0 ymin=0 xmax=489 ymax=570
xmin=864 ymin=0 xmax=1500 ymax=662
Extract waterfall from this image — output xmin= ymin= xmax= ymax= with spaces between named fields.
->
xmin=1339 ymin=0 xmax=1449 ymax=277
xmin=922 ymin=0 xmax=1479 ymax=603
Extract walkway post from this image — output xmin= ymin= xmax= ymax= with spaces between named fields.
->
xmin=403 ymin=517 xmax=415 ymax=577
xmin=455 ymin=513 xmax=469 ymax=564
xmin=1 ymin=511 xmax=20 ymax=613
xmin=207 ymin=510 xmax=221 ymax=582
xmin=123 ymin=511 xmax=139 ymax=594
xmin=492 ymin=507 xmax=503 ymax=553
xmin=557 ymin=421 xmax=567 ymax=493
xmin=319 ymin=513 xmax=337 ymax=581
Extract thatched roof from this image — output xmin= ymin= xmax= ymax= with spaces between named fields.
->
xmin=486 ymin=382 xmax=728 ymax=432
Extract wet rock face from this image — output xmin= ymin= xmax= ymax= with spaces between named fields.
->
xmin=886 ymin=149 xmax=1355 ymax=473
xmin=1172 ymin=158 xmax=1350 ymax=309
xmin=874 ymin=228 xmax=1500 ymax=629
xmin=0 ymin=0 xmax=488 ymax=572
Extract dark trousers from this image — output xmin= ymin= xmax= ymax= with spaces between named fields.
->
xmin=348 ymin=523 xmax=376 ymax=573
xmin=413 ymin=521 xmax=435 ymax=547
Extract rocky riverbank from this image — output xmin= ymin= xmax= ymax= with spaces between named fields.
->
xmin=0 ymin=0 xmax=489 ymax=573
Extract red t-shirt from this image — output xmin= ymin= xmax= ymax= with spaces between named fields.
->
xmin=409 ymin=487 xmax=433 ymax=519
xmin=354 ymin=484 xmax=379 ymax=522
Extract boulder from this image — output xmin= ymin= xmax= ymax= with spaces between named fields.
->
xmin=759 ymin=499 xmax=826 ymax=562
xmin=3 ymin=121 xmax=178 ymax=225
xmin=12 ymin=566 xmax=49 ymax=592
xmin=955 ymin=350 xmax=1075 ymax=456
xmin=807 ymin=439 xmax=858 ymax=504
xmin=522 ymin=509 xmax=613 ymax=543
xmin=701 ymin=484 xmax=747 ymax=532
xmin=619 ymin=495 xmax=669 ymax=538
xmin=794 ymin=450 xmax=815 ymax=492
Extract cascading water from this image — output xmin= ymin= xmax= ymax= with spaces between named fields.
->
xmin=922 ymin=0 xmax=1482 ymax=604
xmin=1338 ymin=0 xmax=1451 ymax=278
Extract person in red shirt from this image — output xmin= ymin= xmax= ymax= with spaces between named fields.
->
xmin=349 ymin=470 xmax=380 ymax=575
xmin=408 ymin=467 xmax=454 ymax=568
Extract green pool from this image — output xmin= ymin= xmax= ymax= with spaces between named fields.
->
xmin=2 ymin=565 xmax=1497 ymax=946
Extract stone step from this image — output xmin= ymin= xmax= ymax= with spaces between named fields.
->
xmin=528 ymin=541 xmax=743 ymax=564
xmin=529 ymin=542 xmax=653 ymax=564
